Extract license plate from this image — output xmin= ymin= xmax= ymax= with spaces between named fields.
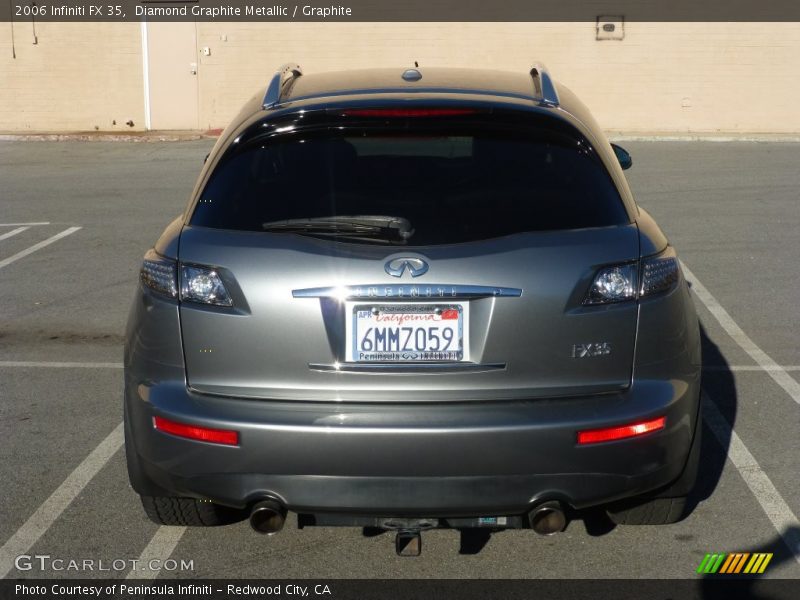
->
xmin=346 ymin=303 xmax=468 ymax=362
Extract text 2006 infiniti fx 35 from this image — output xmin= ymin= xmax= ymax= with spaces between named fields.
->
xmin=124 ymin=63 xmax=701 ymax=555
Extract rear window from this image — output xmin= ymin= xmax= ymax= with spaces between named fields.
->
xmin=191 ymin=124 xmax=628 ymax=245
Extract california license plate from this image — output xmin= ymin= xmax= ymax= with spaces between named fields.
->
xmin=346 ymin=303 xmax=468 ymax=362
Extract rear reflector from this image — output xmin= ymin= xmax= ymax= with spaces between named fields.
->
xmin=577 ymin=416 xmax=666 ymax=445
xmin=153 ymin=416 xmax=239 ymax=446
xmin=341 ymin=108 xmax=479 ymax=118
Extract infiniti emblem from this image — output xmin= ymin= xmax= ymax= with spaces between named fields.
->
xmin=384 ymin=257 xmax=429 ymax=278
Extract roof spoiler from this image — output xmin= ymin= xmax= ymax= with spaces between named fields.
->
xmin=262 ymin=63 xmax=303 ymax=109
xmin=263 ymin=63 xmax=558 ymax=108
xmin=530 ymin=64 xmax=559 ymax=107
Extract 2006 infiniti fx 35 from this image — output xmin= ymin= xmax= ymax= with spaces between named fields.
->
xmin=125 ymin=63 xmax=701 ymax=555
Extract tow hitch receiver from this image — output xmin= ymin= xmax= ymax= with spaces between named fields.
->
xmin=395 ymin=530 xmax=422 ymax=557
xmin=381 ymin=518 xmax=435 ymax=557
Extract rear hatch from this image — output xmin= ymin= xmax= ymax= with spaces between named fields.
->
xmin=178 ymin=108 xmax=639 ymax=402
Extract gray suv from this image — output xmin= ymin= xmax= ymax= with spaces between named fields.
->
xmin=125 ymin=63 xmax=701 ymax=555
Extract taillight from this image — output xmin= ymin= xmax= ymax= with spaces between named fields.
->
xmin=583 ymin=248 xmax=680 ymax=305
xmin=640 ymin=254 xmax=679 ymax=297
xmin=140 ymin=251 xmax=234 ymax=307
xmin=140 ymin=250 xmax=177 ymax=298
xmin=153 ymin=416 xmax=239 ymax=446
xmin=341 ymin=108 xmax=479 ymax=118
xmin=584 ymin=263 xmax=638 ymax=305
xmin=577 ymin=416 xmax=666 ymax=445
xmin=180 ymin=264 xmax=233 ymax=306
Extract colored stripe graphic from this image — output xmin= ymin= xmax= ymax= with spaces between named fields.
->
xmin=757 ymin=554 xmax=773 ymax=573
xmin=697 ymin=553 xmax=727 ymax=574
xmin=744 ymin=554 xmax=762 ymax=574
xmin=719 ymin=553 xmax=736 ymax=573
xmin=738 ymin=554 xmax=753 ymax=573
xmin=696 ymin=554 xmax=712 ymax=573
xmin=733 ymin=553 xmax=750 ymax=573
xmin=711 ymin=554 xmax=726 ymax=573
xmin=698 ymin=552 xmax=773 ymax=575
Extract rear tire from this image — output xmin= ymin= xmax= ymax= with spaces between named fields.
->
xmin=140 ymin=495 xmax=242 ymax=527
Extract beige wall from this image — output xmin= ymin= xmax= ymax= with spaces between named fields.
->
xmin=2 ymin=22 xmax=799 ymax=133
xmin=0 ymin=22 xmax=145 ymax=132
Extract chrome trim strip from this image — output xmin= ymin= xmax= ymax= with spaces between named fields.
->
xmin=530 ymin=64 xmax=560 ymax=107
xmin=262 ymin=63 xmax=303 ymax=109
xmin=292 ymin=284 xmax=522 ymax=300
xmin=308 ymin=362 xmax=507 ymax=374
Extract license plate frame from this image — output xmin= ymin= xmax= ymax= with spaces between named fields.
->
xmin=345 ymin=302 xmax=469 ymax=363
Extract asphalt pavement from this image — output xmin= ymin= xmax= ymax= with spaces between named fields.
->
xmin=0 ymin=140 xmax=798 ymax=581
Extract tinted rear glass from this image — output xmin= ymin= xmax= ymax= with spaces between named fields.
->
xmin=192 ymin=123 xmax=628 ymax=244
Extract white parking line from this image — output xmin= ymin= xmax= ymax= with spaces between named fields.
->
xmin=0 ymin=357 xmax=187 ymax=580
xmin=702 ymin=393 xmax=800 ymax=566
xmin=0 ymin=227 xmax=29 ymax=241
xmin=125 ymin=527 xmax=187 ymax=580
xmin=682 ymin=261 xmax=800 ymax=407
xmin=0 ymin=423 xmax=124 ymax=579
xmin=0 ymin=361 xmax=123 ymax=369
xmin=0 ymin=226 xmax=81 ymax=270
xmin=0 ymin=222 xmax=50 ymax=226
xmin=0 ymin=357 xmax=185 ymax=580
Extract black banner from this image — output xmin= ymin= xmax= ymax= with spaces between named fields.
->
xmin=2 ymin=0 xmax=800 ymax=22
xmin=1 ymin=579 xmax=799 ymax=600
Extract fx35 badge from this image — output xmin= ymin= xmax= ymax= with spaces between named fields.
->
xmin=571 ymin=343 xmax=612 ymax=358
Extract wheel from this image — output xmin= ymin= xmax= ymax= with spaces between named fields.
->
xmin=606 ymin=408 xmax=702 ymax=526
xmin=140 ymin=495 xmax=242 ymax=527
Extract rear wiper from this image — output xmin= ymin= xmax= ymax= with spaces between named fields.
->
xmin=262 ymin=215 xmax=415 ymax=243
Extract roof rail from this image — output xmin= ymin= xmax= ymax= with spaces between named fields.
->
xmin=262 ymin=63 xmax=303 ymax=109
xmin=530 ymin=64 xmax=559 ymax=107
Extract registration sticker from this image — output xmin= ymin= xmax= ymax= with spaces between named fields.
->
xmin=478 ymin=516 xmax=508 ymax=526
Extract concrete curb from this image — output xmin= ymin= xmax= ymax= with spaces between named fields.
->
xmin=608 ymin=133 xmax=800 ymax=143
xmin=0 ymin=132 xmax=216 ymax=142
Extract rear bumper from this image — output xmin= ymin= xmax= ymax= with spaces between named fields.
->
xmin=125 ymin=376 xmax=700 ymax=516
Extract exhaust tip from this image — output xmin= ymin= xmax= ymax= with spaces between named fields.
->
xmin=249 ymin=499 xmax=287 ymax=535
xmin=529 ymin=501 xmax=567 ymax=536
